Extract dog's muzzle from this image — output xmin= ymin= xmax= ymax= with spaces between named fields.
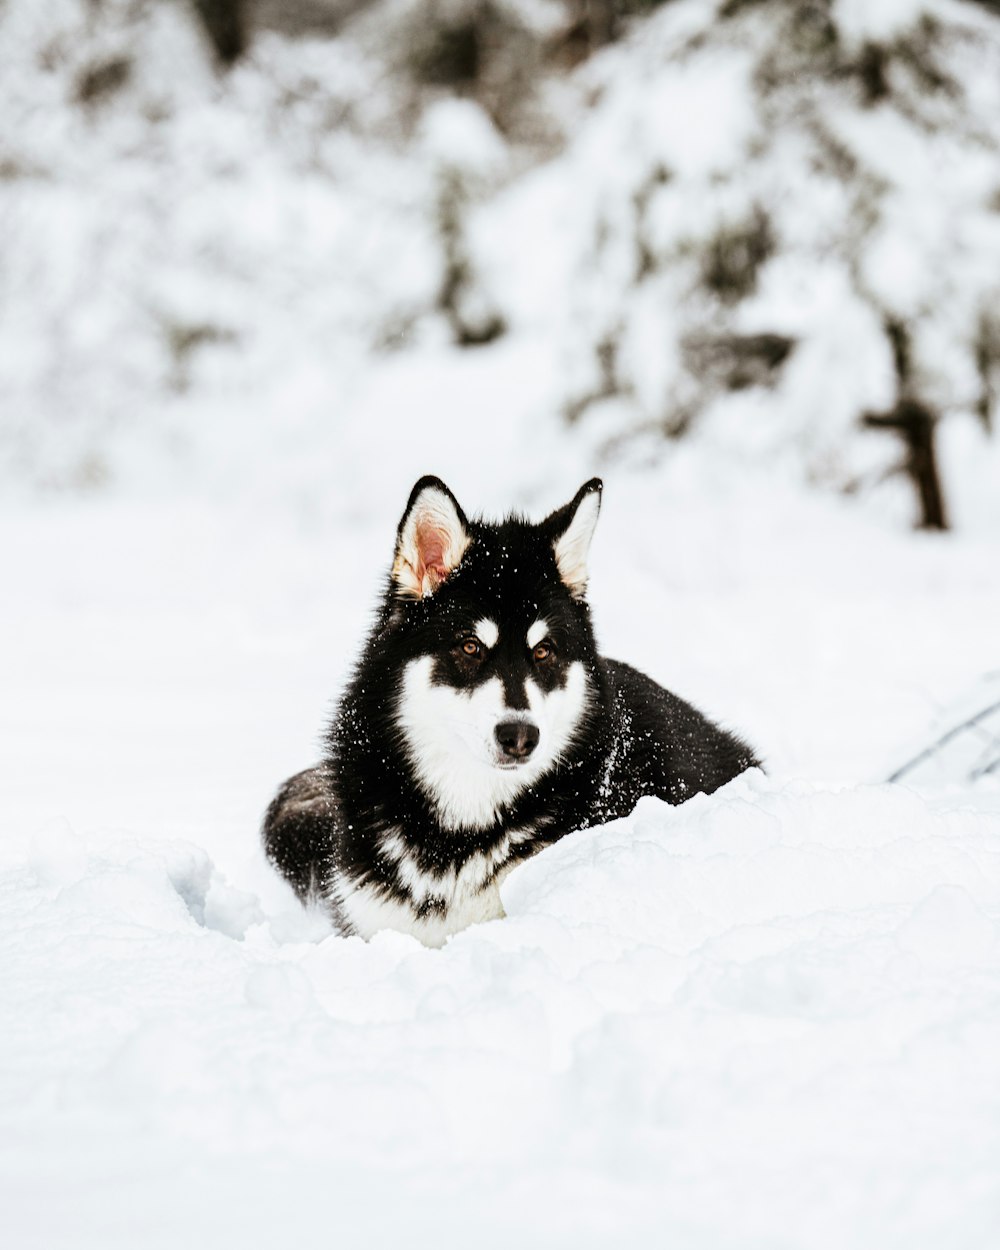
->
xmin=494 ymin=719 xmax=540 ymax=763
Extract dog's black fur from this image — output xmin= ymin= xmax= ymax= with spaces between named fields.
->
xmin=263 ymin=477 xmax=759 ymax=941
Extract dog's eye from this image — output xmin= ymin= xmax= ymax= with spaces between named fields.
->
xmin=532 ymin=642 xmax=554 ymax=663
xmin=461 ymin=638 xmax=482 ymax=659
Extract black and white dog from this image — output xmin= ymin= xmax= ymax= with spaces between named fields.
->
xmin=263 ymin=477 xmax=758 ymax=946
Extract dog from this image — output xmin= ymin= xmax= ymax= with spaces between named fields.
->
xmin=263 ymin=476 xmax=758 ymax=946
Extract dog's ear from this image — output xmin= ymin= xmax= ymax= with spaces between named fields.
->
xmin=392 ymin=476 xmax=471 ymax=599
xmin=544 ymin=478 xmax=602 ymax=600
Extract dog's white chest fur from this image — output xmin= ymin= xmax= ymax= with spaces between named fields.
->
xmin=332 ymin=830 xmax=528 ymax=949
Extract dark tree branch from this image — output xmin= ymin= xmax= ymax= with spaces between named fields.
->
xmin=888 ymin=699 xmax=1000 ymax=783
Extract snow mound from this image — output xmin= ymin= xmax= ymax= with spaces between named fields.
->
xmin=4 ymin=778 xmax=999 ymax=1248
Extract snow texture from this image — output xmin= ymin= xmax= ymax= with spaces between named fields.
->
xmin=4 ymin=771 xmax=1000 ymax=1248
xmin=2 ymin=0 xmax=1000 ymax=1246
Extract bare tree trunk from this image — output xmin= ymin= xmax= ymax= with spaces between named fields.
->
xmin=191 ymin=0 xmax=246 ymax=66
xmin=863 ymin=400 xmax=948 ymax=530
xmin=863 ymin=318 xmax=949 ymax=530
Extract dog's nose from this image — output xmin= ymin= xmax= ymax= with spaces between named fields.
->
xmin=495 ymin=720 xmax=540 ymax=760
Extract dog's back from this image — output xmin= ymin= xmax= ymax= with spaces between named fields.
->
xmin=598 ymin=658 xmax=758 ymax=816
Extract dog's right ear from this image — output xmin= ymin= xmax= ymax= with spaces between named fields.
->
xmin=392 ymin=476 xmax=471 ymax=599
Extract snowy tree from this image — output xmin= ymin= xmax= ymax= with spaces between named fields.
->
xmin=4 ymin=0 xmax=1000 ymax=522
xmin=474 ymin=0 xmax=1000 ymax=527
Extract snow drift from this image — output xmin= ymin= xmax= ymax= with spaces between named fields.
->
xmin=3 ymin=777 xmax=999 ymax=1249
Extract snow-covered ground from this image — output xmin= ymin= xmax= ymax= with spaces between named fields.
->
xmin=3 ymin=0 xmax=1000 ymax=1245
xmin=4 ymin=429 xmax=1000 ymax=1248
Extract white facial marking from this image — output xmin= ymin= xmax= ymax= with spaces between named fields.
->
xmin=525 ymin=664 xmax=591 ymax=768
xmin=475 ymin=618 xmax=499 ymax=649
xmin=526 ymin=619 xmax=548 ymax=649
xmin=395 ymin=655 xmax=593 ymax=831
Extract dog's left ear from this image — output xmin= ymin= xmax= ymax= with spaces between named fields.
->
xmin=392 ymin=476 xmax=471 ymax=599
xmin=544 ymin=478 xmax=603 ymax=600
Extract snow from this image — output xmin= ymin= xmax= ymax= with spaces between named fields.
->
xmin=833 ymin=0 xmax=928 ymax=46
xmin=4 ymin=763 xmax=1000 ymax=1246
xmin=2 ymin=0 xmax=1000 ymax=1245
xmin=4 ymin=449 xmax=1000 ymax=1248
xmin=419 ymin=98 xmax=507 ymax=177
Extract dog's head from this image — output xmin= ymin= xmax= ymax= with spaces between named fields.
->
xmin=386 ymin=476 xmax=603 ymax=830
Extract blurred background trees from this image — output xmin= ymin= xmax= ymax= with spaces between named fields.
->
xmin=2 ymin=0 xmax=999 ymax=528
